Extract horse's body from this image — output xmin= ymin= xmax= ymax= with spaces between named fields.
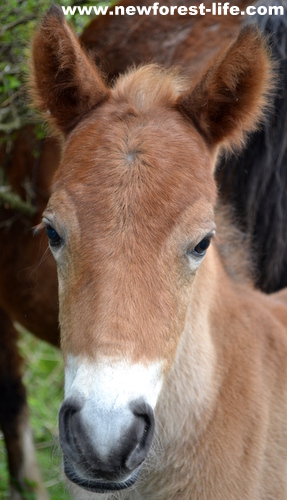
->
xmin=0 ymin=127 xmax=59 ymax=499
xmin=80 ymin=0 xmax=246 ymax=81
xmin=1 ymin=1 xmax=287 ymax=497
xmin=27 ymin=5 xmax=287 ymax=499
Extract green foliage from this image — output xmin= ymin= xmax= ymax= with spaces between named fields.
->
xmin=0 ymin=0 xmax=110 ymax=134
xmin=11 ymin=477 xmax=37 ymax=500
xmin=0 ymin=328 xmax=70 ymax=499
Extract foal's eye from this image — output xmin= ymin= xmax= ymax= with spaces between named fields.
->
xmin=191 ymin=237 xmax=211 ymax=257
xmin=46 ymin=224 xmax=62 ymax=248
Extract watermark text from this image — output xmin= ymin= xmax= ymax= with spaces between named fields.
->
xmin=61 ymin=3 xmax=284 ymax=17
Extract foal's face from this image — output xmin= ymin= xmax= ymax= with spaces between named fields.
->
xmin=47 ymin=102 xmax=216 ymax=362
xmin=44 ymin=96 xmax=216 ymax=491
xmin=32 ymin=7 xmax=271 ymax=493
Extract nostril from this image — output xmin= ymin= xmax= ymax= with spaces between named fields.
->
xmin=126 ymin=400 xmax=155 ymax=471
xmin=137 ymin=411 xmax=152 ymax=449
xmin=59 ymin=398 xmax=83 ymax=456
xmin=139 ymin=421 xmax=149 ymax=447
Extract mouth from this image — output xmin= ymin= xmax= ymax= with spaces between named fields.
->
xmin=64 ymin=459 xmax=140 ymax=493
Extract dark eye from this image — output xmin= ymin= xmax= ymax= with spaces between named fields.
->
xmin=46 ymin=224 xmax=62 ymax=248
xmin=192 ymin=237 xmax=211 ymax=257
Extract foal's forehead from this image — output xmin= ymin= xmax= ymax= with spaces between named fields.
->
xmin=57 ymin=103 xmax=214 ymax=190
xmin=51 ymin=81 xmax=216 ymax=240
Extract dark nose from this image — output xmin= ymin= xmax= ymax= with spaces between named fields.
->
xmin=59 ymin=397 xmax=155 ymax=485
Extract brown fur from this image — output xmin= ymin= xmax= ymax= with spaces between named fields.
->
xmin=28 ymin=8 xmax=287 ymax=499
xmin=0 ymin=126 xmax=60 ymax=345
xmin=31 ymin=5 xmax=109 ymax=135
xmin=0 ymin=127 xmax=60 ymax=497
xmin=80 ymin=0 xmax=249 ymax=82
xmin=177 ymin=26 xmax=274 ymax=150
xmin=215 ymin=203 xmax=255 ymax=285
xmin=1 ymin=3 xmax=248 ymax=492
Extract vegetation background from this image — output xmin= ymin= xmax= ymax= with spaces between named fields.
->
xmin=0 ymin=329 xmax=69 ymax=499
xmin=0 ymin=1 xmax=110 ymax=498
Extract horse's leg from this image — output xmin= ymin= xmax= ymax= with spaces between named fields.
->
xmin=0 ymin=307 xmax=49 ymax=500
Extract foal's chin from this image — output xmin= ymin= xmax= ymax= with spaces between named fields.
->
xmin=64 ymin=459 xmax=140 ymax=495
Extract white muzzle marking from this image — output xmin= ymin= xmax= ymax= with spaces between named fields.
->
xmin=63 ymin=355 xmax=163 ymax=461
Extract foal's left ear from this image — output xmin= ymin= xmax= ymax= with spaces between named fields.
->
xmin=177 ymin=27 xmax=273 ymax=151
xmin=30 ymin=5 xmax=109 ymax=135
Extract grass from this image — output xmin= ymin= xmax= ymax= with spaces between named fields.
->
xmin=0 ymin=327 xmax=70 ymax=499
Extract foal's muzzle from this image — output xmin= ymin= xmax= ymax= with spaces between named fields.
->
xmin=59 ymin=397 xmax=155 ymax=492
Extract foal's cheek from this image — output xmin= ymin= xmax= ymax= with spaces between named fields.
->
xmin=57 ymin=275 xmax=79 ymax=351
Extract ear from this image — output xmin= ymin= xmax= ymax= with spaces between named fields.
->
xmin=177 ymin=27 xmax=274 ymax=151
xmin=30 ymin=5 xmax=109 ymax=135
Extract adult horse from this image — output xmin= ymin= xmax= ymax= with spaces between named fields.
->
xmin=0 ymin=127 xmax=60 ymax=500
xmin=29 ymin=6 xmax=287 ymax=499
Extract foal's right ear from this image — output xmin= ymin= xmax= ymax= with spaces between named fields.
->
xmin=176 ymin=27 xmax=273 ymax=152
xmin=30 ymin=5 xmax=109 ymax=135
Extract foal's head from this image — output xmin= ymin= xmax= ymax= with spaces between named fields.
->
xmin=31 ymin=6 xmax=272 ymax=494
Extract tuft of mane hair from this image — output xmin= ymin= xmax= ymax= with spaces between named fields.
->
xmin=112 ymin=64 xmax=188 ymax=111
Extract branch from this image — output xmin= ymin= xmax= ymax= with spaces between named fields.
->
xmin=0 ymin=14 xmax=35 ymax=37
xmin=0 ymin=117 xmax=22 ymax=132
xmin=1 ymin=89 xmax=22 ymax=109
xmin=0 ymin=187 xmax=37 ymax=217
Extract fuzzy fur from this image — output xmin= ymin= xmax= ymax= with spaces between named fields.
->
xmin=27 ymin=9 xmax=287 ymax=500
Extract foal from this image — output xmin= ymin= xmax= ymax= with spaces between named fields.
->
xmin=30 ymin=6 xmax=287 ymax=499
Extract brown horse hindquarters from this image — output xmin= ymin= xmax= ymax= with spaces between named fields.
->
xmin=0 ymin=126 xmax=60 ymax=344
xmin=80 ymin=0 xmax=248 ymax=82
xmin=0 ymin=127 xmax=60 ymax=497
